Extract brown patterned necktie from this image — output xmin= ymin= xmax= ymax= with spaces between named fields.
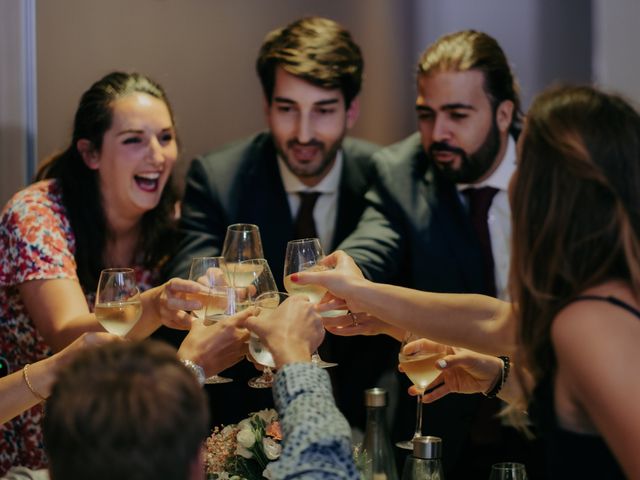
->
xmin=464 ymin=186 xmax=499 ymax=297
xmin=293 ymin=192 xmax=321 ymax=239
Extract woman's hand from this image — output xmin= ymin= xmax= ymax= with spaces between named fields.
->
xmin=148 ymin=278 xmax=208 ymax=330
xmin=177 ymin=309 xmax=253 ymax=376
xmin=292 ymin=250 xmax=372 ymax=314
xmin=403 ymin=338 xmax=503 ymax=403
xmin=321 ymin=311 xmax=405 ymax=340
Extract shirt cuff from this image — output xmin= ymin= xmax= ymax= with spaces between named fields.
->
xmin=273 ymin=362 xmax=332 ymax=412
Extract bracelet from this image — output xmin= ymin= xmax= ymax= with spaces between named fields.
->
xmin=23 ymin=364 xmax=47 ymax=402
xmin=181 ymin=359 xmax=206 ymax=386
xmin=484 ymin=356 xmax=510 ymax=398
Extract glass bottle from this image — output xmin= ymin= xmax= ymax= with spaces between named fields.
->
xmin=363 ymin=387 xmax=398 ymax=480
xmin=401 ymin=436 xmax=444 ymax=480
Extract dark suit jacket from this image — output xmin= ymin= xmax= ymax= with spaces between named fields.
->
xmin=338 ymin=133 xmax=510 ymax=477
xmin=165 ymin=132 xmax=379 ymax=283
xmin=161 ymin=132 xmax=395 ymax=429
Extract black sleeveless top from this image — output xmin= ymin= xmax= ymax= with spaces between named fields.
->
xmin=529 ymin=295 xmax=637 ymax=479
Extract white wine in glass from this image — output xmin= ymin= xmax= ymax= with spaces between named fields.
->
xmin=222 ymin=223 xmax=264 ymax=287
xmin=95 ymin=268 xmax=142 ymax=337
xmin=396 ymin=333 xmax=446 ymax=450
xmin=283 ymin=238 xmax=337 ymax=368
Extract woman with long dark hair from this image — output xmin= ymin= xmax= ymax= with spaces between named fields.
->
xmin=294 ymin=85 xmax=640 ymax=478
xmin=0 ymin=72 xmax=247 ymax=473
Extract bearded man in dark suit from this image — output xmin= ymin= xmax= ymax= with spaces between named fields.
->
xmin=163 ymin=16 xmax=393 ymax=432
xmin=338 ymin=30 xmax=542 ymax=478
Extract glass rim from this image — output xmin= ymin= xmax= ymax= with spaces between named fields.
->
xmin=287 ymin=237 xmax=320 ymax=244
xmin=191 ymin=255 xmax=225 ymax=261
xmin=100 ymin=267 xmax=134 ymax=274
xmin=226 ymin=223 xmax=260 ymax=231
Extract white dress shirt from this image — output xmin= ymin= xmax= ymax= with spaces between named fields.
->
xmin=277 ymin=151 xmax=343 ymax=251
xmin=458 ymin=136 xmax=516 ymax=300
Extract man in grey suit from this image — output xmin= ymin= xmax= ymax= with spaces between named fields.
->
xmin=162 ymin=17 xmax=394 ymax=431
xmin=339 ymin=31 xmax=540 ymax=478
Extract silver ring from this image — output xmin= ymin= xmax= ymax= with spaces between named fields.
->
xmin=349 ymin=311 xmax=359 ymax=327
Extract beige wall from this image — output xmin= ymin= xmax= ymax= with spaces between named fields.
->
xmin=1 ymin=0 xmax=605 ymax=205
xmin=35 ymin=0 xmax=416 ymax=188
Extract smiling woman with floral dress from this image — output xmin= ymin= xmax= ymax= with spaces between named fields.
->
xmin=0 ymin=72 xmax=240 ymax=474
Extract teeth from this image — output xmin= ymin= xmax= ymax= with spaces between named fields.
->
xmin=135 ymin=172 xmax=160 ymax=180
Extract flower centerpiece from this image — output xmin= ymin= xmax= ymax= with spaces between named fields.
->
xmin=205 ymin=408 xmax=282 ymax=480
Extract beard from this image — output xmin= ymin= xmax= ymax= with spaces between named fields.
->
xmin=276 ymin=136 xmax=342 ymax=180
xmin=427 ymin=117 xmax=501 ymax=184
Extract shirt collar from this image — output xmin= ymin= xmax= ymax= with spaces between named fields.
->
xmin=278 ymin=150 xmax=343 ymax=194
xmin=457 ymin=136 xmax=517 ymax=192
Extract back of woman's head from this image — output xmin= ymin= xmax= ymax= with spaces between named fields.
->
xmin=37 ymin=72 xmax=178 ymax=290
xmin=511 ymin=85 xmax=640 ymax=380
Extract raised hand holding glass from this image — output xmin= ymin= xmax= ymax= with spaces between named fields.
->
xmin=283 ymin=238 xmax=337 ymax=368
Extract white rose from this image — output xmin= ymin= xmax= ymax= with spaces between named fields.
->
xmin=237 ymin=427 xmax=256 ymax=449
xmin=237 ymin=418 xmax=252 ymax=431
xmin=262 ymin=437 xmax=282 ymax=460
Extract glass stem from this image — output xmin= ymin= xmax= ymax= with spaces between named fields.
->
xmin=413 ymin=392 xmax=424 ymax=439
xmin=311 ymin=350 xmax=321 ymax=364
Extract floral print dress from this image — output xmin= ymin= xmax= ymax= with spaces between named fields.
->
xmin=0 ymin=180 xmax=157 ymax=474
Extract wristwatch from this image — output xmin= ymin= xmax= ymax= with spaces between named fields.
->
xmin=181 ymin=359 xmax=205 ymax=386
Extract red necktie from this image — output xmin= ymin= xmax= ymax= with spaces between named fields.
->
xmin=293 ymin=192 xmax=320 ymax=239
xmin=464 ymin=187 xmax=499 ymax=297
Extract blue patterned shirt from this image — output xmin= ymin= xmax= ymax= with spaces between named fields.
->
xmin=267 ymin=363 xmax=359 ymax=479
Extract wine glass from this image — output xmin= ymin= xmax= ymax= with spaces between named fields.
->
xmin=201 ymin=285 xmax=245 ymax=384
xmin=188 ymin=257 xmax=233 ymax=384
xmin=188 ymin=256 xmax=228 ymax=320
xmin=95 ymin=268 xmax=142 ymax=337
xmin=489 ymin=462 xmax=528 ymax=480
xmin=239 ymin=258 xmax=277 ymax=301
xmin=222 ymin=224 xmax=264 ymax=287
xmin=247 ymin=291 xmax=287 ymax=388
xmin=396 ymin=332 xmax=447 ymax=449
xmin=283 ymin=238 xmax=337 ymax=368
